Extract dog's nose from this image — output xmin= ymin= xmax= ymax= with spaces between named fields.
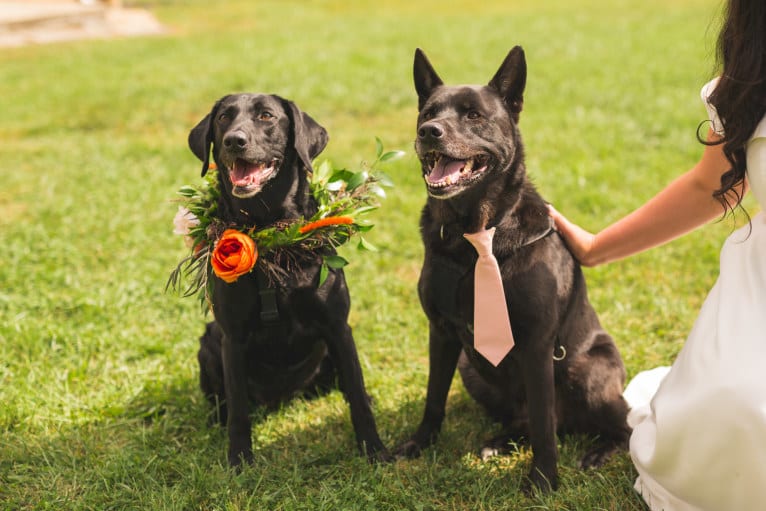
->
xmin=418 ymin=122 xmax=444 ymax=139
xmin=223 ymin=131 xmax=248 ymax=151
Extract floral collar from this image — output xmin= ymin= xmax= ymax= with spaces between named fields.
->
xmin=167 ymin=139 xmax=401 ymax=306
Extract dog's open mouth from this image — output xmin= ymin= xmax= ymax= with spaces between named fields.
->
xmin=228 ymin=158 xmax=279 ymax=198
xmin=423 ymin=152 xmax=489 ymax=191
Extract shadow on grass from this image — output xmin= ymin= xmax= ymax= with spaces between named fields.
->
xmin=2 ymin=367 xmax=641 ymax=510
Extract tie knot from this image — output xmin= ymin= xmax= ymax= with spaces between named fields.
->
xmin=463 ymin=227 xmax=495 ymax=256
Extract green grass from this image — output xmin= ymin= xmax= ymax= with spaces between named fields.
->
xmin=0 ymin=0 xmax=755 ymax=509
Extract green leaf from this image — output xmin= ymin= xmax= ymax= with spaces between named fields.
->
xmin=374 ymin=171 xmax=395 ymax=188
xmin=324 ymin=255 xmax=349 ymax=269
xmin=346 ymin=171 xmax=369 ymax=191
xmin=375 ymin=136 xmax=384 ymax=159
xmin=349 ymin=205 xmax=378 ymax=216
xmin=380 ymin=150 xmax=406 ymax=162
xmin=318 ymin=263 xmax=329 ymax=287
xmin=314 ymin=159 xmax=333 ymax=183
xmin=354 ymin=223 xmax=375 ymax=233
xmin=177 ymin=186 xmax=198 ymax=197
xmin=329 ymin=169 xmax=355 ymax=183
xmin=357 ymin=237 xmax=378 ymax=252
xmin=369 ymin=184 xmax=386 ymax=199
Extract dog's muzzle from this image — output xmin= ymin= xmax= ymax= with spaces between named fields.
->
xmin=227 ymin=158 xmax=280 ymax=198
xmin=422 ymin=151 xmax=489 ymax=198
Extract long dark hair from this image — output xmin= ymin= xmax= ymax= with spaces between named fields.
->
xmin=703 ymin=0 xmax=766 ymax=213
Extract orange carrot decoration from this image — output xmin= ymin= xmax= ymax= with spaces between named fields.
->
xmin=299 ymin=216 xmax=354 ymax=234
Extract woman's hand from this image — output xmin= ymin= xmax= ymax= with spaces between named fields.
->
xmin=547 ymin=130 xmax=735 ymax=268
xmin=548 ymin=205 xmax=599 ymax=267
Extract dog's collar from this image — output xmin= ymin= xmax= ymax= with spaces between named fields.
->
xmin=440 ymin=216 xmax=556 ymax=249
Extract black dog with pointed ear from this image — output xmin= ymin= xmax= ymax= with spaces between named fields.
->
xmin=396 ymin=49 xmax=630 ymax=492
xmin=188 ymin=93 xmax=390 ymax=468
xmin=414 ymin=46 xmax=527 ymax=121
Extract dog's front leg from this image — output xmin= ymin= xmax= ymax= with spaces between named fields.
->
xmin=521 ymin=341 xmax=558 ymax=492
xmin=328 ymin=322 xmax=390 ymax=462
xmin=395 ymin=323 xmax=462 ymax=458
xmin=221 ymin=333 xmax=253 ymax=468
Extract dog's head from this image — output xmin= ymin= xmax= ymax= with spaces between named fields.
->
xmin=413 ymin=47 xmax=527 ymax=200
xmin=188 ymin=93 xmax=328 ymax=200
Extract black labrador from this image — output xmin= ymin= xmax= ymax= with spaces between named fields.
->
xmin=394 ymin=48 xmax=631 ymax=491
xmin=188 ymin=93 xmax=389 ymax=467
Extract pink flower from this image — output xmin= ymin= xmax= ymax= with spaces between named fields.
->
xmin=173 ymin=206 xmax=200 ymax=247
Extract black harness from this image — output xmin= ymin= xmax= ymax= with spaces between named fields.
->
xmin=253 ymin=266 xmax=291 ymax=343
xmin=255 ymin=266 xmax=281 ymax=324
xmin=429 ymin=217 xmax=557 ymax=328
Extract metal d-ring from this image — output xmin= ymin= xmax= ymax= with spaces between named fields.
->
xmin=553 ymin=345 xmax=567 ymax=361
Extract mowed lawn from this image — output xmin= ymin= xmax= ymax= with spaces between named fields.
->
xmin=0 ymin=0 xmax=751 ymax=509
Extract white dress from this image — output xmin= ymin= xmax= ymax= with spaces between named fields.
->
xmin=624 ymin=79 xmax=766 ymax=511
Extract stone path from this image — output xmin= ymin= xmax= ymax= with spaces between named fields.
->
xmin=0 ymin=1 xmax=165 ymax=47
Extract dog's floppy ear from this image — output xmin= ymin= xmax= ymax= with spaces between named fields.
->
xmin=413 ymin=48 xmax=444 ymax=111
xmin=280 ymin=98 xmax=329 ymax=174
xmin=488 ymin=46 xmax=527 ymax=122
xmin=188 ymin=97 xmax=226 ymax=177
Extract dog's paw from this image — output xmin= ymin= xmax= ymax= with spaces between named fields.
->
xmin=479 ymin=433 xmax=518 ymax=461
xmin=359 ymin=439 xmax=393 ymax=464
xmin=368 ymin=448 xmax=395 ymax=464
xmin=522 ymin=466 xmax=558 ymax=495
xmin=579 ymin=442 xmax=620 ymax=469
xmin=393 ymin=439 xmax=424 ymax=459
xmin=227 ymin=447 xmax=254 ymax=470
xmin=480 ymin=446 xmax=502 ymax=461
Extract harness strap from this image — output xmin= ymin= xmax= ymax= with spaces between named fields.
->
xmin=255 ymin=266 xmax=281 ymax=324
xmin=523 ymin=216 xmax=556 ymax=248
xmin=431 ymin=216 xmax=557 ymax=323
xmin=441 ymin=216 xmax=556 ymax=249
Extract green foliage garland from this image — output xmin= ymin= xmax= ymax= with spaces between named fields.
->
xmin=167 ymin=139 xmax=401 ymax=305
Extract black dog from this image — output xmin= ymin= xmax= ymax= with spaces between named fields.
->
xmin=188 ymin=93 xmax=389 ymax=467
xmin=394 ymin=48 xmax=630 ymax=491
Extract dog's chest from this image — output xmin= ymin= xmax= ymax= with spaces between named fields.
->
xmin=418 ymin=223 xmax=532 ymax=335
xmin=418 ymin=221 xmax=479 ymax=338
xmin=420 ymin=252 xmax=472 ymax=321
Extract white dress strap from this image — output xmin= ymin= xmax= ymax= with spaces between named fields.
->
xmin=700 ymin=77 xmax=724 ymax=136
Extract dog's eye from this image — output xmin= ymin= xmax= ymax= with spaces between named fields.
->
xmin=466 ymin=110 xmax=481 ymax=120
xmin=218 ymin=113 xmax=229 ymax=123
xmin=258 ymin=112 xmax=275 ymax=121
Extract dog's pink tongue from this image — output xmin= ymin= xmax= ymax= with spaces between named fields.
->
xmin=428 ymin=157 xmax=465 ymax=184
xmin=230 ymin=160 xmax=264 ymax=187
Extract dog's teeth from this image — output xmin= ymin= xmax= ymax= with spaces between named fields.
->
xmin=463 ymin=159 xmax=474 ymax=173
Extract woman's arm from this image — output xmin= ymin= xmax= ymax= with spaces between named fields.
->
xmin=550 ymin=129 xmax=744 ymax=266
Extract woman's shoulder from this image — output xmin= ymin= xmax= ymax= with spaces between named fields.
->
xmin=701 ymin=76 xmax=766 ymax=141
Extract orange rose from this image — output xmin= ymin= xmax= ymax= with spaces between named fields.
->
xmin=210 ymin=229 xmax=257 ymax=283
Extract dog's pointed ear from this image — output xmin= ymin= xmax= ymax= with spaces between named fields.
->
xmin=414 ymin=48 xmax=443 ymax=111
xmin=281 ymin=98 xmax=329 ymax=174
xmin=488 ymin=46 xmax=527 ymax=121
xmin=188 ymin=97 xmax=225 ymax=177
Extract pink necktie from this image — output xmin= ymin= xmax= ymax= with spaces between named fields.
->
xmin=463 ymin=227 xmax=515 ymax=366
